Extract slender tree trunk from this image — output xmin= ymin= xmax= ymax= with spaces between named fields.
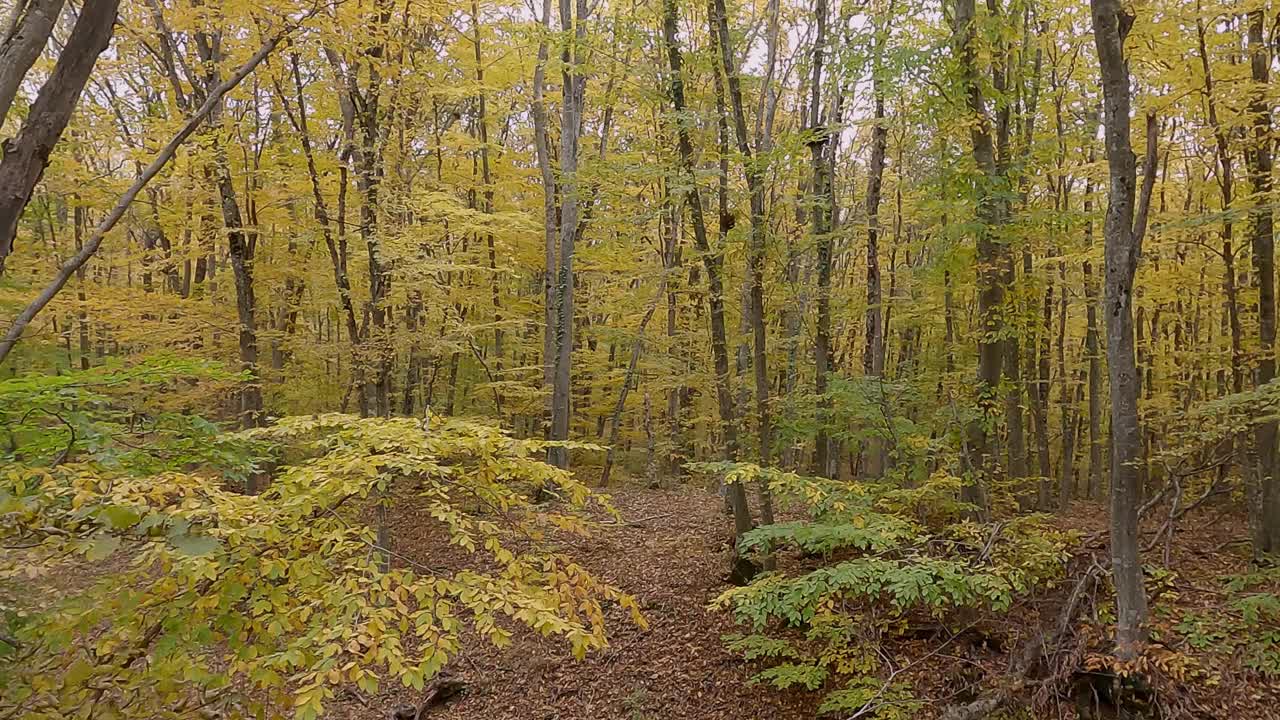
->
xmin=73 ymin=203 xmax=89 ymax=370
xmin=810 ymin=0 xmax=835 ymax=479
xmin=549 ymin=0 xmax=586 ymax=468
xmin=196 ymin=28 xmax=263 ymax=430
xmin=282 ymin=52 xmax=362 ymax=380
xmin=661 ymin=0 xmax=754 ymax=576
xmin=710 ymin=0 xmax=773 ymax=522
xmin=1245 ymin=9 xmax=1279 ymax=555
xmin=862 ymin=10 xmax=889 ymax=478
xmin=1084 ymin=143 xmax=1103 ymax=500
xmin=356 ymin=55 xmax=390 ymax=418
xmin=210 ymin=160 xmax=263 ymax=428
xmin=1035 ymin=276 xmax=1053 ymax=509
xmin=952 ymin=0 xmax=1006 ymax=518
xmin=472 ymin=0 xmax=504 ymax=418
xmin=600 ymin=278 xmax=664 ymax=487
xmin=1055 ymin=260 xmax=1073 ymax=510
xmin=531 ymin=0 xmax=557 ymax=442
xmin=1092 ymin=0 xmax=1156 ymax=658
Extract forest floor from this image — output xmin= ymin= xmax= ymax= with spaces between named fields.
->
xmin=327 ymin=483 xmax=1280 ymax=720
xmin=329 ymin=486 xmax=819 ymax=720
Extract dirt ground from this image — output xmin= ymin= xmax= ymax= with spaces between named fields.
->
xmin=329 ymin=487 xmax=818 ymax=720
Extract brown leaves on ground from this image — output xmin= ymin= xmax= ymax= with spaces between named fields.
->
xmin=327 ymin=487 xmax=817 ymax=720
xmin=327 ymin=487 xmax=1280 ymax=720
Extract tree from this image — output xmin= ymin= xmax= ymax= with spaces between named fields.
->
xmin=547 ymin=0 xmax=588 ymax=469
xmin=950 ymin=0 xmax=1008 ymax=518
xmin=709 ymin=0 xmax=774 ymax=521
xmin=810 ymin=0 xmax=835 ymax=479
xmin=862 ymin=0 xmax=890 ymax=477
xmin=1091 ymin=0 xmax=1157 ymax=658
xmin=661 ymin=0 xmax=754 ymax=574
xmin=1245 ymin=4 xmax=1279 ymax=556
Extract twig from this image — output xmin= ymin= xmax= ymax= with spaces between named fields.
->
xmin=323 ymin=506 xmax=444 ymax=576
xmin=847 ymin=620 xmax=982 ymax=719
xmin=18 ymin=407 xmax=75 ymax=466
xmin=599 ymin=511 xmax=675 ymax=527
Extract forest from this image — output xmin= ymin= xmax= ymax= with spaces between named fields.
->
xmin=1 ymin=0 xmax=1280 ymax=717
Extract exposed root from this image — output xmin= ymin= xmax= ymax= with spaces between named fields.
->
xmin=390 ymin=675 xmax=467 ymax=720
xmin=940 ymin=557 xmax=1105 ymax=720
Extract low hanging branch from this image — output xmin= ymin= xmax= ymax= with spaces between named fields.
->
xmin=0 ymin=12 xmax=314 ymax=365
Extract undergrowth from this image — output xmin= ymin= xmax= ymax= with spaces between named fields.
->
xmin=695 ymin=461 xmax=1075 ymax=718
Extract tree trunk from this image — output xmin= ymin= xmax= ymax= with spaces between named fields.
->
xmin=1055 ymin=260 xmax=1073 ymax=510
xmin=531 ymin=0 xmax=557 ymax=442
xmin=549 ymin=0 xmax=586 ymax=468
xmin=1034 ymin=276 xmax=1053 ymax=510
xmin=1084 ymin=142 xmax=1103 ymax=501
xmin=197 ymin=28 xmax=263 ymax=430
xmin=1092 ymin=0 xmax=1156 ymax=658
xmin=210 ymin=161 xmax=262 ymax=428
xmin=1245 ymin=9 xmax=1279 ymax=556
xmin=356 ymin=39 xmax=391 ymax=419
xmin=661 ymin=0 xmax=754 ymax=572
xmin=600 ymin=278 xmax=664 ymax=487
xmin=709 ymin=0 xmax=773 ymax=522
xmin=862 ymin=12 xmax=889 ymax=478
xmin=472 ymin=0 xmax=504 ymax=419
xmin=0 ymin=0 xmax=66 ymax=128
xmin=0 ymin=0 xmax=119 ymax=275
xmin=951 ymin=0 xmax=1006 ymax=518
xmin=73 ymin=203 xmax=89 ymax=370
xmin=282 ymin=52 xmax=362 ymax=386
xmin=810 ymin=0 xmax=835 ymax=479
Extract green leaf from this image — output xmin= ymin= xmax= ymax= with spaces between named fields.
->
xmin=85 ymin=535 xmax=121 ymax=562
xmin=170 ymin=534 xmax=222 ymax=557
xmin=65 ymin=659 xmax=94 ymax=686
xmin=101 ymin=505 xmax=141 ymax=530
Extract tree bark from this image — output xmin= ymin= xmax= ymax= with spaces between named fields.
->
xmin=195 ymin=25 xmax=262 ymax=429
xmin=549 ymin=0 xmax=587 ymax=468
xmin=661 ymin=0 xmax=754 ymax=569
xmin=531 ymin=0 xmax=557 ymax=442
xmin=1084 ymin=139 xmax=1103 ymax=501
xmin=810 ymin=0 xmax=835 ymax=479
xmin=1056 ymin=260 xmax=1074 ymax=510
xmin=355 ymin=11 xmax=392 ymax=419
xmin=862 ymin=8 xmax=889 ymax=478
xmin=1245 ymin=8 xmax=1279 ymax=555
xmin=0 ymin=0 xmax=119 ymax=276
xmin=0 ymin=0 xmax=65 ymax=128
xmin=1092 ymin=0 xmax=1156 ymax=658
xmin=472 ymin=0 xmax=504 ymax=418
xmin=951 ymin=0 xmax=1006 ymax=518
xmin=709 ymin=0 xmax=773 ymax=523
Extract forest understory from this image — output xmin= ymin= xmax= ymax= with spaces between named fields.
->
xmin=8 ymin=0 xmax=1280 ymax=717
xmin=325 ymin=484 xmax=1280 ymax=720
